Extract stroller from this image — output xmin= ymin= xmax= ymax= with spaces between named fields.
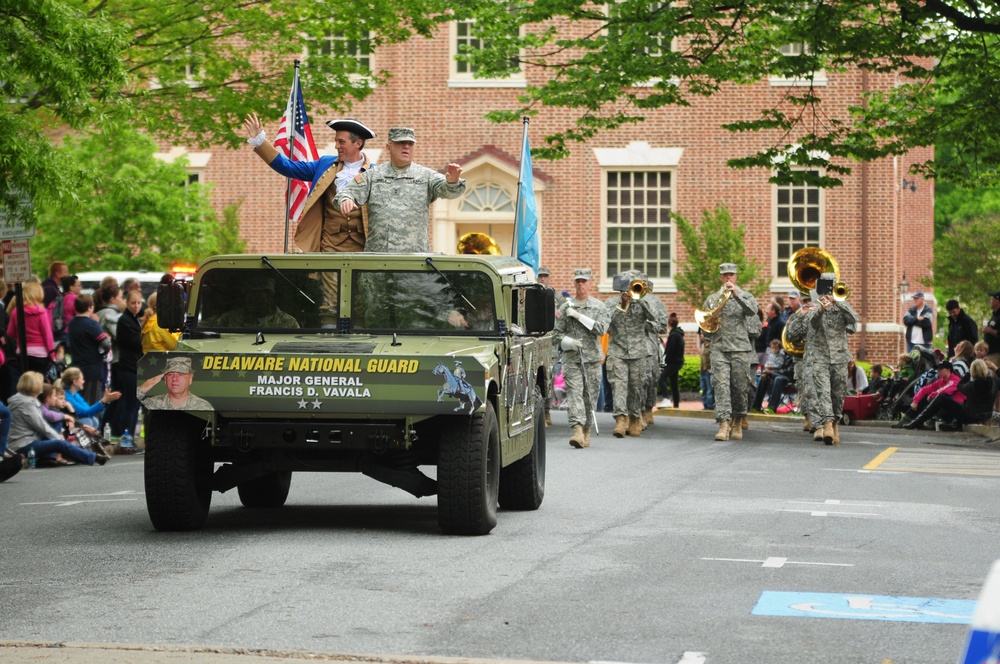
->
xmin=883 ymin=347 xmax=940 ymax=419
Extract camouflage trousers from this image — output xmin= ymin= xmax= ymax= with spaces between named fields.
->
xmin=563 ymin=357 xmax=602 ymax=429
xmin=811 ymin=362 xmax=848 ymax=423
xmin=607 ymin=356 xmax=646 ymax=418
xmin=711 ymin=350 xmax=754 ymax=422
xmin=794 ymin=359 xmax=815 ymax=422
xmin=644 ymin=354 xmax=660 ymax=410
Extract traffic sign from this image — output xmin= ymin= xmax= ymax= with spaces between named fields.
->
xmin=2 ymin=239 xmax=32 ymax=282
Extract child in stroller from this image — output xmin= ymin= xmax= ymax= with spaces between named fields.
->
xmin=885 ymin=347 xmax=940 ymax=419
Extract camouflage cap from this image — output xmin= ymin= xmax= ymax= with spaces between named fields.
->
xmin=537 ymin=266 xmax=550 ymax=277
xmin=164 ymin=356 xmax=193 ymax=374
xmin=719 ymin=263 xmax=738 ymax=274
xmin=573 ymin=268 xmax=591 ymax=281
xmin=388 ymin=127 xmax=416 ymax=143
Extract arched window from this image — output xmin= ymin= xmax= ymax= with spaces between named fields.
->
xmin=460 ymin=183 xmax=515 ymax=213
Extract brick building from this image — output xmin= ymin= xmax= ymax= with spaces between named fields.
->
xmin=161 ymin=22 xmax=935 ymax=365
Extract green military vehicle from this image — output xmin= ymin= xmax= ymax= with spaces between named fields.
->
xmin=140 ymin=252 xmax=554 ymax=535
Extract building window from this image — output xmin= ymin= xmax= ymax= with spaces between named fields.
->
xmin=605 ymin=171 xmax=673 ymax=280
xmin=774 ymin=170 xmax=822 ymax=273
xmin=449 ymin=20 xmax=525 ymax=87
xmin=186 ymin=172 xmax=201 ymax=187
xmin=308 ymin=32 xmax=373 ymax=74
xmin=607 ymin=2 xmax=672 ymax=59
xmin=460 ymin=183 xmax=515 ymax=213
xmin=770 ymin=41 xmax=826 ymax=86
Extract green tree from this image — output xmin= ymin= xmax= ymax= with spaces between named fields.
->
xmin=672 ymin=205 xmax=771 ymax=311
xmin=931 ymin=216 xmax=1000 ymax=323
xmin=31 ymin=127 xmax=221 ymax=273
xmin=459 ymin=0 xmax=1000 ymax=188
xmin=1 ymin=0 xmax=130 ymax=228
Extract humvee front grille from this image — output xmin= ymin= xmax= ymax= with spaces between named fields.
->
xmin=271 ymin=342 xmax=377 ymax=354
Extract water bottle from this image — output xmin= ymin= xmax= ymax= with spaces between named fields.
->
xmin=26 ymin=447 xmax=36 ymax=469
xmin=103 ymin=423 xmax=112 ymax=441
xmin=120 ymin=429 xmax=134 ymax=449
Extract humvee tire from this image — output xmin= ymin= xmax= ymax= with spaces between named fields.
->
xmin=144 ymin=412 xmax=212 ymax=531
xmin=238 ymin=471 xmax=292 ymax=508
xmin=498 ymin=387 xmax=546 ymax=511
xmin=437 ymin=402 xmax=500 ymax=535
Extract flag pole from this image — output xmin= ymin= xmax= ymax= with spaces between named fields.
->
xmin=512 ymin=115 xmax=529 ymax=258
xmin=282 ymin=60 xmax=301 ymax=254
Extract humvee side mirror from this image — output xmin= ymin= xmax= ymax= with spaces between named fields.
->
xmin=524 ymin=286 xmax=555 ymax=334
xmin=157 ymin=281 xmax=186 ymax=332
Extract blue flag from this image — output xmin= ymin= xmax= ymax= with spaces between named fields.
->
xmin=516 ymin=129 xmax=539 ymax=274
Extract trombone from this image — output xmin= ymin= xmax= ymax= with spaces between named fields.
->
xmin=617 ymin=279 xmax=651 ymax=312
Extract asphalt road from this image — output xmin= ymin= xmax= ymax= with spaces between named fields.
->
xmin=1 ymin=411 xmax=997 ymax=664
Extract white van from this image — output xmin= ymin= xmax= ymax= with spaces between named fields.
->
xmin=76 ymin=270 xmax=168 ymax=301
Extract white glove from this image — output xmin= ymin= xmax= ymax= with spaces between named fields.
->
xmin=560 ymin=337 xmax=583 ymax=352
xmin=565 ymin=307 xmax=580 ymax=320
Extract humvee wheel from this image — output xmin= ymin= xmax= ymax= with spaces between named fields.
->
xmin=144 ymin=412 xmax=212 ymax=531
xmin=238 ymin=471 xmax=292 ymax=508
xmin=499 ymin=387 xmax=546 ymax=510
xmin=437 ymin=402 xmax=500 ymax=535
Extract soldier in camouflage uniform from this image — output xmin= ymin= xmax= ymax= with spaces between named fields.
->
xmin=210 ymin=278 xmax=300 ymax=329
xmin=605 ymin=272 xmax=661 ymax=438
xmin=138 ymin=357 xmax=213 ymax=411
xmin=704 ymin=263 xmax=760 ymax=441
xmin=783 ymin=300 xmax=818 ymax=435
xmin=336 ymin=127 xmax=465 ymax=253
xmin=640 ymin=278 xmax=669 ymax=429
xmin=801 ymin=273 xmax=859 ymax=445
xmin=552 ymin=268 xmax=610 ymax=448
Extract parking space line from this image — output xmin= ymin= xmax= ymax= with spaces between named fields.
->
xmin=702 ymin=557 xmax=853 ymax=568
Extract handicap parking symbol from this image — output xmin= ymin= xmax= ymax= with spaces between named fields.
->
xmin=753 ymin=591 xmax=976 ymax=624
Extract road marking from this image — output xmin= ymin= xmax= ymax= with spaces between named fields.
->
xmin=702 ymin=557 xmax=853 ymax=568
xmin=752 ymin=591 xmax=975 ymax=623
xmin=777 ymin=509 xmax=881 ymax=517
xmin=865 ymin=447 xmax=1000 ymax=477
xmin=21 ymin=498 xmax=140 ymax=507
xmin=864 ymin=446 xmax=899 ymax=470
xmin=677 ymin=653 xmax=707 ymax=664
xmin=59 ymin=490 xmax=142 ymax=497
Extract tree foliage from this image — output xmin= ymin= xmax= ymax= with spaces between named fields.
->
xmin=30 ymin=128 xmax=223 ymax=273
xmin=459 ymin=0 xmax=1000 ymax=188
xmin=931 ymin=216 xmax=1000 ymax=322
xmin=672 ymin=205 xmax=770 ymax=310
xmin=1 ymin=0 xmax=130 ymax=229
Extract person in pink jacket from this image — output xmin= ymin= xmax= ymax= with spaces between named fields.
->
xmin=894 ymin=360 xmax=964 ymax=428
xmin=5 ymin=281 xmax=55 ymax=376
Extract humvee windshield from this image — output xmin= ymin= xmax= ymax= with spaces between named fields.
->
xmin=194 ymin=267 xmax=497 ymax=334
xmin=352 ymin=270 xmax=497 ymax=334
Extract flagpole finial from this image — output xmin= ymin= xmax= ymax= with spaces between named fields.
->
xmin=294 ymin=58 xmax=301 ymax=68
xmin=522 ymin=115 xmax=530 ymax=125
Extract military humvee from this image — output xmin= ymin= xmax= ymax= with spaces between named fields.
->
xmin=140 ymin=253 xmax=554 ymax=535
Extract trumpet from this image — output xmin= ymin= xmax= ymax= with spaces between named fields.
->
xmin=695 ymin=287 xmax=732 ymax=333
xmin=617 ymin=279 xmax=651 ymax=312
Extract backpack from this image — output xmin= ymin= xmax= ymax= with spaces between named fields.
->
xmin=50 ymin=292 xmax=65 ymax=334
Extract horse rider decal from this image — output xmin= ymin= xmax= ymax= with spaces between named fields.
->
xmin=433 ymin=361 xmax=483 ymax=414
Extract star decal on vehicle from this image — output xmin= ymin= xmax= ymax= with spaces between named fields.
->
xmin=297 ymin=399 xmax=308 ymax=409
xmin=311 ymin=399 xmax=323 ymax=409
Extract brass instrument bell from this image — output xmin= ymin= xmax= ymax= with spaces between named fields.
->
xmin=457 ymin=232 xmax=502 ymax=256
xmin=617 ymin=279 xmax=651 ymax=312
xmin=695 ymin=288 xmax=732 ymax=333
xmin=787 ymin=247 xmax=840 ymax=295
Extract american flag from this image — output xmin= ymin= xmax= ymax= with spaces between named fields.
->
xmin=273 ymin=74 xmax=319 ymax=224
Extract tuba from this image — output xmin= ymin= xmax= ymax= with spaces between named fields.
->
xmin=617 ymin=279 xmax=651 ymax=312
xmin=457 ymin=232 xmax=502 ymax=256
xmin=781 ymin=324 xmax=805 ymax=357
xmin=787 ymin=247 xmax=839 ymax=295
xmin=695 ymin=288 xmax=732 ymax=333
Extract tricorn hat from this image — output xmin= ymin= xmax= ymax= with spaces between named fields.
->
xmin=325 ymin=119 xmax=377 ymax=140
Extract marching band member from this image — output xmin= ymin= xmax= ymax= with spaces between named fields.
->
xmin=553 ymin=269 xmax=610 ymax=448
xmin=802 ymin=273 xmax=859 ymax=445
xmin=606 ymin=271 xmax=660 ymax=438
xmin=704 ymin=263 xmax=760 ymax=441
